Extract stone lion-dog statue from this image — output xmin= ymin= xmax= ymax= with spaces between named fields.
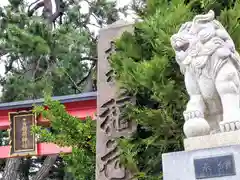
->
xmin=170 ymin=10 xmax=240 ymax=137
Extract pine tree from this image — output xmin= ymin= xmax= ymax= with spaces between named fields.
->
xmin=110 ymin=0 xmax=240 ymax=179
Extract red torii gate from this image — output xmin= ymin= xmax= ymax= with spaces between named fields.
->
xmin=0 ymin=92 xmax=97 ymax=158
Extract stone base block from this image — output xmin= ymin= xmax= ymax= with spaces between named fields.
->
xmin=184 ymin=130 xmax=240 ymax=151
xmin=162 ymin=145 xmax=240 ymax=180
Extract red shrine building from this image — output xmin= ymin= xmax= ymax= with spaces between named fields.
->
xmin=0 ymin=92 xmax=97 ymax=158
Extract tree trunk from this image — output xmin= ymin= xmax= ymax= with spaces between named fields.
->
xmin=83 ymin=70 xmax=94 ymax=92
xmin=2 ymin=158 xmax=21 ymax=180
xmin=33 ymin=155 xmax=58 ymax=180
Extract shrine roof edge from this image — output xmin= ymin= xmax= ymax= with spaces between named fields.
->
xmin=0 ymin=91 xmax=97 ymax=110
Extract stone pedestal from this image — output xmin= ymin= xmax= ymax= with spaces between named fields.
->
xmin=184 ymin=130 xmax=240 ymax=151
xmin=162 ymin=131 xmax=240 ymax=180
xmin=163 ymin=145 xmax=240 ymax=180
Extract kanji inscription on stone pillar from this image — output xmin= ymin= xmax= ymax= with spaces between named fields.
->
xmin=96 ymin=20 xmax=136 ymax=180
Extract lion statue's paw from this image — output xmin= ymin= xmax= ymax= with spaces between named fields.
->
xmin=183 ymin=117 xmax=210 ymax=137
xmin=219 ymin=120 xmax=240 ymax=132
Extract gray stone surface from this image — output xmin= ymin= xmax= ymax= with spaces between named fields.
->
xmin=162 ymin=145 xmax=240 ymax=180
xmin=184 ymin=130 xmax=240 ymax=151
xmin=96 ymin=20 xmax=136 ymax=180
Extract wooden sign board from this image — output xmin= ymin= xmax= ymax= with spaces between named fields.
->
xmin=9 ymin=111 xmax=37 ymax=157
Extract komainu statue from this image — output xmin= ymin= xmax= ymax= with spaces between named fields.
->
xmin=170 ymin=10 xmax=240 ymax=137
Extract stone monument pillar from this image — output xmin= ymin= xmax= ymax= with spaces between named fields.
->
xmin=163 ymin=10 xmax=240 ymax=180
xmin=96 ymin=21 xmax=136 ymax=180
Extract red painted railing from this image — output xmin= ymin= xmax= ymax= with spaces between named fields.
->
xmin=0 ymin=143 xmax=72 ymax=158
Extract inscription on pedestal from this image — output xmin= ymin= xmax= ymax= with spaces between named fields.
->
xmin=194 ymin=155 xmax=236 ymax=179
xmin=9 ymin=111 xmax=37 ymax=157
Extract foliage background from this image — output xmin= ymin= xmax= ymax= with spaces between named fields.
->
xmin=0 ymin=0 xmax=131 ymax=179
xmin=110 ymin=0 xmax=240 ymax=179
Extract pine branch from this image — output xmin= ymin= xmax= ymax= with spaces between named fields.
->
xmin=80 ymin=56 xmax=97 ymax=62
xmin=63 ymin=67 xmax=82 ymax=92
xmin=49 ymin=0 xmax=65 ymax=23
xmin=5 ymin=56 xmax=18 ymax=74
xmin=28 ymin=0 xmax=44 ymax=17
xmin=42 ymin=0 xmax=53 ymax=20
xmin=55 ymin=60 xmax=82 ymax=92
xmin=33 ymin=56 xmax=43 ymax=79
xmin=76 ymin=61 xmax=96 ymax=87
xmin=0 ymin=48 xmax=7 ymax=57
xmin=19 ymin=59 xmax=27 ymax=71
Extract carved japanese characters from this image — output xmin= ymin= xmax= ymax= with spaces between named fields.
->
xmin=170 ymin=10 xmax=240 ymax=137
xmin=96 ymin=21 xmax=135 ymax=180
xmin=194 ymin=155 xmax=236 ymax=179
